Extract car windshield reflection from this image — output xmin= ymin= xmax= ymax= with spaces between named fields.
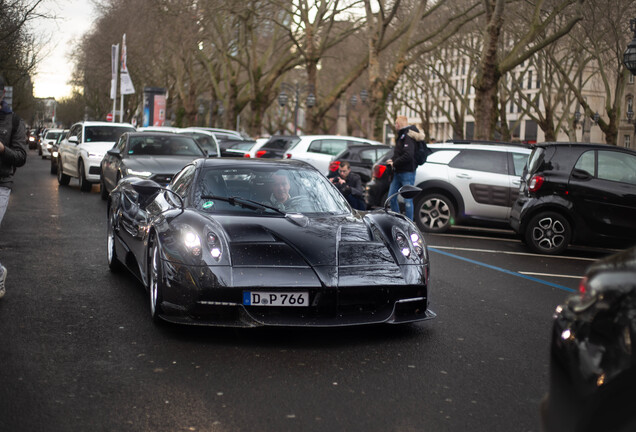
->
xmin=193 ymin=166 xmax=351 ymax=215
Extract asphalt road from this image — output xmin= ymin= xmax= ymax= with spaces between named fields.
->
xmin=0 ymin=151 xmax=618 ymax=432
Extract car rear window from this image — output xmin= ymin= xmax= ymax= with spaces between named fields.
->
xmin=526 ymin=147 xmax=545 ymax=176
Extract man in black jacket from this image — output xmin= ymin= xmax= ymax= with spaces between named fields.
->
xmin=330 ymin=161 xmax=366 ymax=210
xmin=0 ymin=76 xmax=27 ymax=298
xmin=387 ymin=115 xmax=420 ymax=220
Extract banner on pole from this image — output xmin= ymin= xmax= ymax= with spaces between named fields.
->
xmin=110 ymin=44 xmax=119 ymax=99
xmin=120 ymin=34 xmax=135 ymax=95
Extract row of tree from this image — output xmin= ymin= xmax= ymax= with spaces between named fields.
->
xmin=54 ymin=0 xmax=635 ymax=144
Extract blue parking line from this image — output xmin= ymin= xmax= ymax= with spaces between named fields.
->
xmin=429 ymin=247 xmax=577 ymax=293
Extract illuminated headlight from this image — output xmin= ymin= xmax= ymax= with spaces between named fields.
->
xmin=29 ymin=136 xmax=35 ymax=142
xmin=409 ymin=231 xmax=425 ymax=258
xmin=183 ymin=231 xmax=202 ymax=256
xmin=127 ymin=169 xmax=153 ymax=178
xmin=52 ymin=151 xmax=58 ymax=157
xmin=206 ymin=232 xmax=222 ymax=261
xmin=395 ymin=232 xmax=411 ymax=257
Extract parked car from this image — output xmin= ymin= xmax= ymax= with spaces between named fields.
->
xmin=510 ymin=142 xmax=636 ymax=254
xmin=50 ymin=129 xmax=69 ymax=175
xmin=365 ymin=141 xmax=531 ymax=233
xmin=57 ymin=121 xmax=136 ymax=192
xmin=541 ymin=246 xmax=636 ymax=432
xmin=185 ymin=127 xmax=247 ymax=141
xmin=175 ymin=129 xmax=221 ymax=157
xmin=106 ymin=158 xmax=433 ymax=326
xmin=283 ymin=135 xmax=383 ymax=174
xmin=39 ymin=128 xmax=65 ymax=159
xmin=255 ymin=135 xmax=300 ymax=159
xmin=100 ymin=132 xmax=207 ymax=199
xmin=327 ymin=143 xmax=392 ymax=185
xmin=217 ymin=137 xmax=259 ymax=157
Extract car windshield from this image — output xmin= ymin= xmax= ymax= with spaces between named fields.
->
xmin=46 ymin=131 xmax=63 ymax=140
xmin=126 ymin=135 xmax=205 ymax=156
xmin=84 ymin=126 xmax=135 ymax=142
xmin=193 ymin=165 xmax=351 ymax=215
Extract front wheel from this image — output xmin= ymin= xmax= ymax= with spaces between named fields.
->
xmin=79 ymin=161 xmax=92 ymax=192
xmin=107 ymin=208 xmax=124 ymax=272
xmin=148 ymin=241 xmax=164 ymax=323
xmin=524 ymin=211 xmax=571 ymax=255
xmin=50 ymin=158 xmax=57 ymax=175
xmin=414 ymin=193 xmax=455 ymax=233
xmin=57 ymin=161 xmax=70 ymax=185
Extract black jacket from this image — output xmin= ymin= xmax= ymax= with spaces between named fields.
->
xmin=392 ymin=125 xmax=418 ymax=173
xmin=0 ymin=101 xmax=27 ymax=189
xmin=332 ymin=171 xmax=364 ymax=198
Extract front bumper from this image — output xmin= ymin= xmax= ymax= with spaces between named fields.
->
xmin=84 ymin=155 xmax=104 ymax=182
xmin=157 ymin=262 xmax=435 ymax=327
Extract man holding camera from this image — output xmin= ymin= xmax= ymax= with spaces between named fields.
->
xmin=331 ymin=161 xmax=366 ymax=210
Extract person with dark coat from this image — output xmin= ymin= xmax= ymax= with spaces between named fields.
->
xmin=0 ymin=75 xmax=27 ymax=298
xmin=387 ymin=115 xmax=421 ymax=220
xmin=330 ymin=161 xmax=366 ymax=210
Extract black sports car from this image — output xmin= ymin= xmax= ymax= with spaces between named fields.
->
xmin=106 ymin=158 xmax=434 ymax=326
xmin=541 ymin=246 xmax=636 ymax=432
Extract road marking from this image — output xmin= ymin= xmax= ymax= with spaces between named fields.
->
xmin=519 ymin=271 xmax=582 ymax=279
xmin=431 ymin=233 xmax=520 ymax=243
xmin=429 ymin=245 xmax=597 ymax=261
xmin=429 ymin=247 xmax=577 ymax=293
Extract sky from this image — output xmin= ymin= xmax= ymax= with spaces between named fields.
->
xmin=32 ymin=0 xmax=96 ymax=99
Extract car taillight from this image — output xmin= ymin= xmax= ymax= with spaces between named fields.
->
xmin=256 ymin=150 xmax=266 ymax=158
xmin=285 ymin=153 xmax=292 ymax=159
xmin=373 ymin=164 xmax=387 ymax=179
xmin=329 ymin=161 xmax=341 ymax=172
xmin=528 ymin=175 xmax=544 ymax=192
xmin=578 ymin=276 xmax=589 ymax=295
xmin=243 ymin=153 xmax=250 ymax=158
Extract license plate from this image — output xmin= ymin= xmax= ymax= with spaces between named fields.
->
xmin=243 ymin=291 xmax=308 ymax=307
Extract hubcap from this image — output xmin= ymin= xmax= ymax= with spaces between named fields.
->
xmin=532 ymin=217 xmax=565 ymax=250
xmin=419 ymin=198 xmax=450 ymax=229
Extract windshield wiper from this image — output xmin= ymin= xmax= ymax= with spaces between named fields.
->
xmin=200 ymin=195 xmax=286 ymax=215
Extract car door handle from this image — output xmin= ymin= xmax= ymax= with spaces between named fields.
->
xmin=456 ymin=173 xmax=472 ymax=179
xmin=512 ymin=180 xmax=521 ymax=186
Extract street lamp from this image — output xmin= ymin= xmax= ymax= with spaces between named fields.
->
xmin=278 ymin=82 xmax=315 ymax=134
xmin=593 ymin=112 xmax=600 ymax=125
xmin=623 ymin=19 xmax=636 ymax=75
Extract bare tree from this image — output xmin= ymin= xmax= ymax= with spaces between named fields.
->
xmin=472 ymin=0 xmax=583 ymax=140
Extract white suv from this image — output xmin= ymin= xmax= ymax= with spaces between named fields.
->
xmin=284 ymin=135 xmax=382 ymax=174
xmin=413 ymin=142 xmax=531 ymax=232
xmin=58 ymin=121 xmax=136 ymax=191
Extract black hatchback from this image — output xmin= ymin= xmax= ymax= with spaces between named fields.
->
xmin=510 ymin=142 xmax=636 ymax=254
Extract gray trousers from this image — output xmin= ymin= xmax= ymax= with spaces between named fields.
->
xmin=0 ymin=187 xmax=9 ymax=227
xmin=0 ymin=186 xmax=9 ymax=268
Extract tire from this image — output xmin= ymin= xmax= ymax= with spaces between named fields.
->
xmin=107 ymin=208 xmax=124 ymax=272
xmin=100 ymin=176 xmax=109 ymax=201
xmin=79 ymin=161 xmax=92 ymax=192
xmin=50 ymin=159 xmax=57 ymax=175
xmin=148 ymin=240 xmax=164 ymax=323
xmin=57 ymin=160 xmax=70 ymax=185
xmin=414 ymin=193 xmax=455 ymax=233
xmin=524 ymin=211 xmax=571 ymax=255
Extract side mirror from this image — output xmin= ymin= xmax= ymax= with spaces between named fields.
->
xmin=68 ymin=136 xmax=79 ymax=144
xmin=107 ymin=148 xmax=122 ymax=158
xmin=384 ymin=185 xmax=422 ymax=210
xmin=128 ymin=177 xmax=185 ymax=210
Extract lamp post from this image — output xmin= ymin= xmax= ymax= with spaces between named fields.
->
xmin=623 ymin=19 xmax=636 ymax=75
xmin=278 ymin=83 xmax=315 ymax=134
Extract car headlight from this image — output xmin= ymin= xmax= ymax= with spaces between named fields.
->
xmin=126 ymin=169 xmax=153 ymax=178
xmin=182 ymin=226 xmax=223 ymax=261
xmin=409 ymin=231 xmax=426 ymax=258
xmin=395 ymin=231 xmax=411 ymax=257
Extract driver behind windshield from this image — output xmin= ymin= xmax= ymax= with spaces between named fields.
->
xmin=268 ymin=171 xmax=305 ymax=212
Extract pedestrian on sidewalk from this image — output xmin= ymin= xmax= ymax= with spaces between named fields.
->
xmin=0 ymin=75 xmax=28 ymax=298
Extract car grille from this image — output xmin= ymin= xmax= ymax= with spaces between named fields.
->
xmin=89 ymin=166 xmax=101 ymax=175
